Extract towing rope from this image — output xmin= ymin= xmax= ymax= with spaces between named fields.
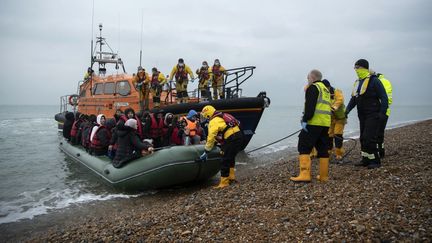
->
xmin=246 ymin=130 xmax=358 ymax=160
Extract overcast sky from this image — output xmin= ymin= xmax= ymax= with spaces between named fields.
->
xmin=0 ymin=0 xmax=431 ymax=106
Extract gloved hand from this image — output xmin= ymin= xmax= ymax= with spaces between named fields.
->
xmin=200 ymin=151 xmax=208 ymax=161
xmin=344 ymin=111 xmax=349 ymax=119
xmin=301 ymin=122 xmax=308 ymax=132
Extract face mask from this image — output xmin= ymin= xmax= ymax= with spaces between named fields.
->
xmin=355 ymin=68 xmax=369 ymax=79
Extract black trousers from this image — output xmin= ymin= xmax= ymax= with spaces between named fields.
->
xmin=377 ymin=115 xmax=388 ymax=146
xmin=359 ymin=113 xmax=381 ymax=154
xmin=298 ymin=125 xmax=329 ymax=158
xmin=220 ymin=132 xmax=244 ymax=177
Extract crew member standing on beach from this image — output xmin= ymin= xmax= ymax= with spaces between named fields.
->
xmin=345 ymin=59 xmax=388 ymax=169
xmin=134 ymin=66 xmax=151 ymax=111
xmin=200 ymin=105 xmax=243 ymax=189
xmin=291 ymin=69 xmax=331 ymax=182
xmin=322 ymin=79 xmax=347 ymax=161
xmin=169 ymin=58 xmax=195 ymax=104
xmin=372 ymin=71 xmax=393 ymax=159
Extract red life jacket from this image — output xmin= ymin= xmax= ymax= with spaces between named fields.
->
xmin=90 ymin=126 xmax=111 ymax=150
xmin=212 ymin=65 xmax=223 ymax=77
xmin=170 ymin=127 xmax=182 ymax=145
xmin=70 ymin=120 xmax=80 ymax=137
xmin=151 ymin=72 xmax=160 ymax=86
xmin=199 ymin=67 xmax=209 ymax=81
xmin=175 ymin=65 xmax=188 ymax=81
xmin=149 ymin=113 xmax=164 ymax=138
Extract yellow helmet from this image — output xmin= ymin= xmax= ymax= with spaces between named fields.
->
xmin=201 ymin=105 xmax=216 ymax=119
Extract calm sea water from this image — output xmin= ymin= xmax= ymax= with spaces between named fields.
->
xmin=0 ymin=104 xmax=431 ymax=224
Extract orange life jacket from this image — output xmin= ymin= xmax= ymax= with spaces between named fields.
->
xmin=181 ymin=116 xmax=198 ymax=137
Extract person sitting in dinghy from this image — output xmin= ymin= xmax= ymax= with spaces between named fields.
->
xmin=116 ymin=108 xmax=144 ymax=140
xmin=180 ymin=110 xmax=202 ymax=145
xmin=112 ymin=119 xmax=154 ymax=168
xmin=89 ymin=114 xmax=112 ymax=156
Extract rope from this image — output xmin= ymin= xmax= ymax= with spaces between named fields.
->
xmin=246 ymin=129 xmax=302 ymax=154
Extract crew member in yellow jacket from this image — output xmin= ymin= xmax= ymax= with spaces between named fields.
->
xmin=199 ymin=105 xmax=243 ymax=189
xmin=196 ymin=61 xmax=212 ymax=101
xmin=169 ymin=58 xmax=195 ymax=103
xmin=133 ymin=66 xmax=151 ymax=111
xmin=322 ymin=79 xmax=347 ymax=161
xmin=211 ymin=59 xmax=226 ymax=100
xmin=370 ymin=70 xmax=393 ymax=158
xmin=291 ymin=69 xmax=331 ymax=183
xmin=150 ymin=67 xmax=167 ymax=108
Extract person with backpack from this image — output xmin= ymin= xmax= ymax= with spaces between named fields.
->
xmin=200 ymin=105 xmax=243 ymax=189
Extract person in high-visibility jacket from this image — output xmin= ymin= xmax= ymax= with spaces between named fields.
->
xmin=150 ymin=67 xmax=167 ymax=108
xmin=169 ymin=58 xmax=195 ymax=104
xmin=199 ymin=105 xmax=243 ymax=189
xmin=196 ymin=61 xmax=212 ymax=101
xmin=371 ymin=71 xmax=393 ymax=158
xmin=180 ymin=110 xmax=201 ymax=145
xmin=346 ymin=59 xmax=388 ymax=169
xmin=211 ymin=59 xmax=226 ymax=100
xmin=291 ymin=69 xmax=332 ymax=183
xmin=322 ymin=79 xmax=347 ymax=161
xmin=133 ymin=66 xmax=151 ymax=111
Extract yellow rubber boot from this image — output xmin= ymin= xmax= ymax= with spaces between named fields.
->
xmin=316 ymin=157 xmax=329 ymax=182
xmin=290 ymin=155 xmax=312 ymax=182
xmin=228 ymin=167 xmax=236 ymax=182
xmin=335 ymin=148 xmax=345 ymax=160
xmin=214 ymin=177 xmax=230 ymax=189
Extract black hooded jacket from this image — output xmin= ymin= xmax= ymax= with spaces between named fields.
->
xmin=112 ymin=127 xmax=152 ymax=168
xmin=63 ymin=112 xmax=75 ymax=140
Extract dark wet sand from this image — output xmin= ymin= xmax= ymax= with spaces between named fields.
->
xmin=1 ymin=120 xmax=431 ymax=242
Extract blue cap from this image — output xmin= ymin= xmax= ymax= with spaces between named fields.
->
xmin=187 ymin=110 xmax=198 ymax=119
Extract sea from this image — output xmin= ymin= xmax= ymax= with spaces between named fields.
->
xmin=0 ymin=104 xmax=431 ymax=224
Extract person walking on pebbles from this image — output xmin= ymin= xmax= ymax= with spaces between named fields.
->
xmin=291 ymin=69 xmax=332 ymax=182
xmin=345 ymin=59 xmax=388 ymax=169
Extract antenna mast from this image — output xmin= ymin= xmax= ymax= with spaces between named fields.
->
xmin=90 ymin=0 xmax=95 ymax=95
xmin=139 ymin=8 xmax=143 ymax=67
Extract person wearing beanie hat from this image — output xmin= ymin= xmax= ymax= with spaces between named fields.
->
xmin=345 ymin=59 xmax=389 ymax=169
xmin=169 ymin=58 xmax=195 ymax=104
xmin=180 ymin=109 xmax=201 ymax=145
xmin=112 ymin=118 xmax=153 ymax=168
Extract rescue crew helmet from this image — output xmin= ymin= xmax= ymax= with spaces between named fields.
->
xmin=201 ymin=105 xmax=216 ymax=119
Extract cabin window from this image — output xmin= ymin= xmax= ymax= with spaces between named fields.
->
xmin=93 ymin=83 xmax=104 ymax=95
xmin=104 ymin=82 xmax=115 ymax=94
xmin=116 ymin=80 xmax=130 ymax=96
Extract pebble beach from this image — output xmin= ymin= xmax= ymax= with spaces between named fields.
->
xmin=1 ymin=120 xmax=431 ymax=242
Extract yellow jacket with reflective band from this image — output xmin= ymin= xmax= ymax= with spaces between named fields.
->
xmin=307 ymin=82 xmax=332 ymax=127
xmin=204 ymin=116 xmax=240 ymax=151
xmin=377 ymin=74 xmax=393 ymax=116
xmin=169 ymin=65 xmax=194 ymax=80
xmin=152 ymin=72 xmax=167 ymax=85
xmin=332 ymin=89 xmax=346 ymax=120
